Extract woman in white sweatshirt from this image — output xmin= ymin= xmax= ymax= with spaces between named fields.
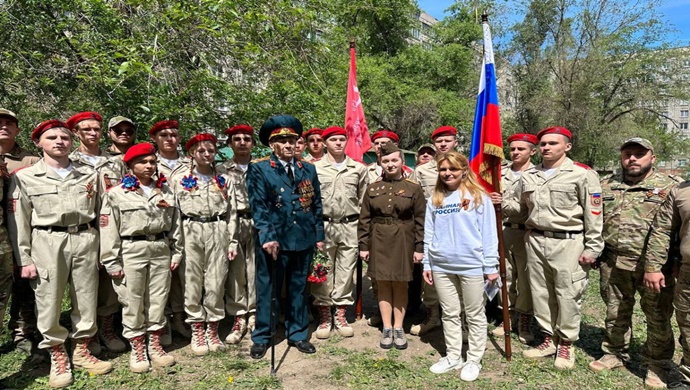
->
xmin=422 ymin=151 xmax=499 ymax=382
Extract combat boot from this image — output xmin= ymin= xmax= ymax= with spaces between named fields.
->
xmin=171 ymin=312 xmax=192 ymax=339
xmin=190 ymin=322 xmax=209 ymax=356
xmin=314 ymin=306 xmax=332 ymax=339
xmin=98 ymin=314 xmax=127 ymax=352
xmin=87 ymin=337 xmax=102 ymax=356
xmin=588 ymin=354 xmax=624 ymax=373
xmin=148 ymin=329 xmax=176 ymax=367
xmin=48 ymin=344 xmax=73 ymax=388
xmin=367 ymin=310 xmax=382 ymax=327
xmin=410 ymin=305 xmax=441 ymax=336
xmin=491 ymin=322 xmax=510 ymax=337
xmin=128 ymin=335 xmax=150 ymax=373
xmin=206 ymin=321 xmax=227 ymax=352
xmin=554 ymin=340 xmax=575 ymax=370
xmin=225 ymin=316 xmax=247 ymax=345
xmin=72 ymin=338 xmax=113 ymax=375
xmin=645 ymin=365 xmax=669 ymax=389
xmin=334 ymin=306 xmax=354 ymax=337
xmin=523 ymin=333 xmax=557 ymax=359
xmin=518 ymin=314 xmax=535 ymax=344
xmin=159 ymin=321 xmax=172 ymax=347
xmin=247 ymin=312 xmax=256 ymax=332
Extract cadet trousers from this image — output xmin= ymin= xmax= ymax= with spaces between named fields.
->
xmin=8 ymin=271 xmax=36 ymax=338
xmin=0 ymin=253 xmax=12 ymax=333
xmin=97 ymin=267 xmax=120 ymax=317
xmin=433 ymin=272 xmax=487 ymax=363
xmin=31 ymin=228 xmax=99 ymax=349
xmin=526 ymin=231 xmax=588 ymax=342
xmin=501 ymin=226 xmax=532 ymax=315
xmin=111 ymin=240 xmax=171 ymax=339
xmin=312 ymin=220 xmax=358 ymax=306
xmin=164 ymin=267 xmax=185 ymax=316
xmin=181 ymin=219 xmax=229 ymax=323
xmin=225 ymin=217 xmax=256 ymax=316
xmin=599 ymin=262 xmax=674 ymax=365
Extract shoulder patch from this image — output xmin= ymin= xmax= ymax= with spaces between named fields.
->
xmin=573 ymin=162 xmax=592 ymax=170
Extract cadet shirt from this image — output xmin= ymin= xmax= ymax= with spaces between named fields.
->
xmin=100 ymin=181 xmax=183 ymax=274
xmin=219 ymin=161 xmax=251 ymax=214
xmin=504 ymin=157 xmax=604 ymax=258
xmin=157 ymin=153 xmax=191 ymax=178
xmin=410 ymin=159 xmax=437 ymax=199
xmin=645 ymin=182 xmax=690 ymax=273
xmin=601 ymin=171 xmax=682 ymax=271
xmin=502 ymin=162 xmax=534 ymax=225
xmin=8 ymin=160 xmax=100 ymax=266
xmin=313 ymin=155 xmax=368 ymax=219
xmin=69 ymin=149 xmax=126 ymax=192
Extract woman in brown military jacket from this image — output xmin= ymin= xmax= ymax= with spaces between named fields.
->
xmin=358 ymin=142 xmax=425 ymax=350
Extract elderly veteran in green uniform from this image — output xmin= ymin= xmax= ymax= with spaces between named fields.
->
xmin=312 ymin=126 xmax=369 ymax=339
xmin=8 ymin=120 xmax=113 ymax=388
xmin=359 ymin=142 xmax=426 ymax=350
xmin=103 ymin=116 xmax=136 ymax=158
xmin=100 ymin=142 xmax=182 ymax=373
xmin=246 ymin=115 xmax=325 ymax=359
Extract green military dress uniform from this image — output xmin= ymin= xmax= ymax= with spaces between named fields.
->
xmin=599 ymin=170 xmax=681 ymax=365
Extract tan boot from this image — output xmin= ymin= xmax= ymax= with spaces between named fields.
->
xmin=247 ymin=313 xmax=256 ymax=332
xmin=491 ymin=322 xmax=510 ymax=337
xmin=645 ymin=365 xmax=669 ymax=389
xmin=171 ymin=312 xmax=192 ymax=339
xmin=48 ymin=344 xmax=73 ymax=388
xmin=206 ymin=322 xmax=226 ymax=352
xmin=554 ymin=340 xmax=575 ymax=370
xmin=72 ymin=338 xmax=113 ymax=375
xmin=588 ymin=354 xmax=624 ymax=373
xmin=523 ymin=334 xmax=557 ymax=359
xmin=148 ymin=330 xmax=176 ymax=367
xmin=160 ymin=321 xmax=172 ymax=347
xmin=225 ymin=316 xmax=247 ymax=345
xmin=410 ymin=305 xmax=441 ymax=336
xmin=190 ymin=322 xmax=209 ymax=356
xmin=334 ymin=306 xmax=354 ymax=337
xmin=518 ymin=314 xmax=535 ymax=344
xmin=314 ymin=306 xmax=332 ymax=339
xmin=98 ymin=314 xmax=127 ymax=352
xmin=128 ymin=335 xmax=151 ymax=373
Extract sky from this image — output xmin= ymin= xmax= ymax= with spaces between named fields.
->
xmin=417 ymin=0 xmax=690 ymax=47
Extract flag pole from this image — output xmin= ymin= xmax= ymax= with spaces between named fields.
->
xmin=351 ymin=36 xmax=364 ymax=321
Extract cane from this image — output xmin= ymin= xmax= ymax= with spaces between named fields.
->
xmin=270 ymin=249 xmax=278 ymax=377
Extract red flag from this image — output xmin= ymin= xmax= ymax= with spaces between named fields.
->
xmin=344 ymin=43 xmax=371 ymax=163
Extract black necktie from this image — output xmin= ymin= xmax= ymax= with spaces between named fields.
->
xmin=287 ymin=162 xmax=294 ymax=184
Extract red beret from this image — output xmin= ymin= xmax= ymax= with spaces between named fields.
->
xmin=322 ymin=126 xmax=346 ymax=139
xmin=371 ymin=130 xmax=399 ymax=143
xmin=66 ymin=111 xmax=102 ymax=131
xmin=537 ymin=126 xmax=572 ymax=140
xmin=185 ymin=133 xmax=217 ymax=151
xmin=431 ymin=125 xmax=457 ymax=139
xmin=225 ymin=124 xmax=254 ymax=137
xmin=149 ymin=120 xmax=179 ymax=136
xmin=31 ymin=119 xmax=69 ymax=141
xmin=302 ymin=128 xmax=323 ymax=140
xmin=123 ymin=142 xmax=156 ymax=164
xmin=507 ymin=133 xmax=538 ymax=145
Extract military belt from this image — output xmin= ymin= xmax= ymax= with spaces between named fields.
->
xmin=35 ymin=223 xmax=92 ymax=234
xmin=503 ymin=223 xmax=526 ymax=230
xmin=372 ymin=216 xmax=407 ymax=225
xmin=238 ymin=211 xmax=252 ymax=219
xmin=182 ymin=213 xmax=227 ymax=223
xmin=121 ymin=232 xmax=166 ymax=242
xmin=324 ymin=214 xmax=359 ymax=224
xmin=529 ymin=228 xmax=583 ymax=239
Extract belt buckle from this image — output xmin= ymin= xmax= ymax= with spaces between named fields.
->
xmin=146 ymin=234 xmax=156 ymax=241
xmin=543 ymin=231 xmax=554 ymax=238
xmin=67 ymin=225 xmax=79 ymax=234
xmin=199 ymin=216 xmax=208 ymax=223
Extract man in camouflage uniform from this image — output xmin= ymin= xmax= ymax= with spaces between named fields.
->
xmin=103 ymin=116 xmax=135 ymax=158
xmin=0 ymin=108 xmax=40 ymax=352
xmin=589 ymin=138 xmax=680 ymax=389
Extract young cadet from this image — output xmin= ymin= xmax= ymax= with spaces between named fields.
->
xmin=100 ymin=143 xmax=182 ymax=373
xmin=311 ymin=126 xmax=368 ymax=339
xmin=149 ymin=120 xmax=191 ymax=342
xmin=221 ymin=124 xmax=257 ymax=344
xmin=303 ymin=128 xmax=324 ymax=162
xmin=8 ymin=120 xmax=113 ymax=388
xmin=171 ymin=133 xmax=238 ymax=356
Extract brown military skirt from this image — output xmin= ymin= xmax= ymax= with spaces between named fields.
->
xmin=367 ymin=219 xmax=415 ymax=282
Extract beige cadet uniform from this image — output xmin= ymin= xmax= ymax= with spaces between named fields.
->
xmin=501 ymin=162 xmax=534 ymax=315
xmin=157 ymin=153 xmax=190 ymax=178
xmin=312 ymin=155 xmax=368 ymax=306
xmin=100 ymin=181 xmax=183 ymax=339
xmin=504 ymin=158 xmax=603 ymax=341
xmin=171 ymin=170 xmax=238 ymax=323
xmin=220 ymin=161 xmax=256 ymax=317
xmin=7 ymin=160 xmax=100 ymax=349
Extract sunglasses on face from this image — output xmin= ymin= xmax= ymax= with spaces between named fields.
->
xmin=112 ymin=128 xmax=135 ymax=136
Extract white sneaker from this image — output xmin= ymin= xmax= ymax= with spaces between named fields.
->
xmin=430 ymin=356 xmax=463 ymax=374
xmin=460 ymin=361 xmax=482 ymax=382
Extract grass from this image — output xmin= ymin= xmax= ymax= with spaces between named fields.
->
xmin=0 ymin=271 xmax=684 ymax=389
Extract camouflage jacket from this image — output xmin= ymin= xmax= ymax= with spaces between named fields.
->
xmin=601 ymin=170 xmax=682 ymax=271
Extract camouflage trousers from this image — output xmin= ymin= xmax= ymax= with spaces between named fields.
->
xmin=0 ymin=253 xmax=12 ymax=334
xmin=599 ymin=261 xmax=674 ymax=366
xmin=674 ymin=270 xmax=690 ymax=368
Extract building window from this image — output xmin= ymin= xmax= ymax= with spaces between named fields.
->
xmin=411 ymin=28 xmax=420 ymax=39
xmin=682 ymin=110 xmax=689 ymax=118
xmin=683 ymin=59 xmax=690 ymax=68
xmin=681 ymin=123 xmax=689 ymax=130
xmin=679 ymin=159 xmax=688 ymax=167
xmin=659 ymin=161 xmax=667 ymax=167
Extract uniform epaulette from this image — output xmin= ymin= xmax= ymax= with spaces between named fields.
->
xmin=10 ymin=166 xmax=29 ymax=176
xmin=251 ymin=156 xmax=270 ymax=164
xmin=573 ymin=162 xmax=592 ymax=170
xmin=601 ymin=173 xmax=613 ymax=181
xmin=669 ymin=174 xmax=685 ymax=183
xmin=405 ymin=178 xmax=418 ymax=184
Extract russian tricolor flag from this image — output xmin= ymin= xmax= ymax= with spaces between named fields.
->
xmin=469 ymin=17 xmax=504 ymax=193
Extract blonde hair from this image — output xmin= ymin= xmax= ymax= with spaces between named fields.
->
xmin=431 ymin=151 xmax=486 ymax=208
